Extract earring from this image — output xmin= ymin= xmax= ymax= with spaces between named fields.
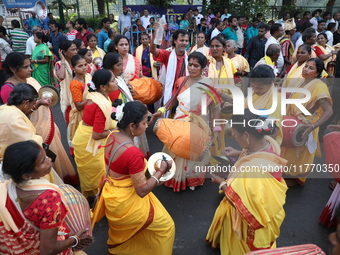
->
xmin=132 ymin=131 xmax=135 ymax=136
xmin=246 ymin=138 xmax=250 ymax=145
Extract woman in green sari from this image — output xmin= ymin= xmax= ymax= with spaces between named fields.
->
xmin=31 ymin=32 xmax=54 ymax=86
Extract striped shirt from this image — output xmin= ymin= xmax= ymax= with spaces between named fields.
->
xmin=8 ymin=29 xmax=29 ymax=53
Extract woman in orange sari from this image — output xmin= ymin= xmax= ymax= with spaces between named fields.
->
xmin=68 ymin=55 xmax=92 ymax=155
xmin=102 ymin=101 xmax=175 ymax=254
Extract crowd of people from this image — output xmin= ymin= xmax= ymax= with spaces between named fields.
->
xmin=1 ymin=5 xmax=340 ymax=255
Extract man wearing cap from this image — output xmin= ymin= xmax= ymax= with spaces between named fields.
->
xmin=280 ymin=19 xmax=296 ymax=73
xmin=118 ymin=6 xmax=136 ymax=39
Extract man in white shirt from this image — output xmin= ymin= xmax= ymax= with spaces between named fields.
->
xmin=236 ymin=16 xmax=245 ymax=54
xmin=265 ymin=23 xmax=284 ymax=74
xmin=325 ymin=22 xmax=336 ymax=46
xmin=310 ymin=10 xmax=320 ymax=30
xmin=193 ymin=9 xmax=203 ymax=25
xmin=140 ymin=9 xmax=151 ymax=29
xmin=276 ymin=13 xmax=290 ymax=30
xmin=0 ymin=29 xmax=12 ymax=60
xmin=221 ymin=8 xmax=231 ymax=22
xmin=118 ymin=6 xmax=137 ymax=39
xmin=329 ymin=12 xmax=340 ymax=31
xmin=25 ymin=25 xmax=41 ymax=57
xmin=211 ymin=20 xmax=223 ymax=39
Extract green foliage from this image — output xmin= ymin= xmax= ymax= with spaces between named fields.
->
xmin=85 ymin=14 xmax=108 ymax=30
xmin=230 ymin=0 xmax=270 ymax=19
xmin=145 ymin=0 xmax=173 ymax=9
xmin=202 ymin=0 xmax=271 ymax=20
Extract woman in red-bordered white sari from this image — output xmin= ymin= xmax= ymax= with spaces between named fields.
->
xmin=113 ymin=35 xmax=141 ymax=84
xmin=206 ymin=110 xmax=287 ymax=255
xmin=152 ymin=52 xmax=221 ymax=192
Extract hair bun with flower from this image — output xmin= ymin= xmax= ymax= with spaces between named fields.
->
xmin=87 ymin=81 xmax=96 ymax=92
xmin=253 ymin=116 xmax=277 ymax=134
xmin=115 ymin=103 xmax=125 ymax=123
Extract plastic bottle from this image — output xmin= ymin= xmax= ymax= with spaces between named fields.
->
xmin=154 ymin=15 xmax=166 ymax=45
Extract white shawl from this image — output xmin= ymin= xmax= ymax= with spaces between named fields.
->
xmin=164 ymin=50 xmax=188 ymax=105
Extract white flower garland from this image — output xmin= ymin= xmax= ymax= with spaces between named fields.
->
xmin=254 ymin=117 xmax=276 ymax=133
xmin=115 ymin=103 xmax=125 ymax=122
xmin=87 ymin=81 xmax=96 ymax=91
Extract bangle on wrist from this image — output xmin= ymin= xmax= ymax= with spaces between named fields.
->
xmin=311 ymin=124 xmax=315 ymax=130
xmin=157 ymin=169 xmax=165 ymax=174
xmin=213 ymin=126 xmax=222 ymax=132
xmin=69 ymin=235 xmax=80 ymax=247
xmin=219 ymin=181 xmax=227 ymax=191
xmin=151 ymin=175 xmax=159 ymax=184
xmin=157 ymin=106 xmax=166 ymax=115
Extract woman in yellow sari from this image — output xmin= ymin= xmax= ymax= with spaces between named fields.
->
xmin=206 ymin=110 xmax=287 ymax=255
xmin=135 ymin=33 xmax=157 ymax=79
xmin=54 ymin=40 xmax=78 ymax=125
xmin=246 ymin=64 xmax=282 ymax=145
xmin=291 ymin=28 xmax=317 ymax=63
xmin=103 ymin=52 xmax=150 ymax=158
xmin=87 ymin=34 xmax=105 ymax=60
xmin=102 ymin=101 xmax=175 ymax=255
xmin=225 ymin=39 xmax=250 ymax=92
xmin=206 ymin=36 xmax=237 ymax=165
xmin=314 ymin=33 xmax=337 ymax=74
xmin=282 ymin=44 xmax=312 ymax=88
xmin=72 ymin=69 xmax=118 ymax=199
xmin=281 ymin=58 xmax=333 ymax=186
xmin=0 ymin=83 xmax=61 ymax=184
xmin=1 ymin=52 xmax=77 ymax=184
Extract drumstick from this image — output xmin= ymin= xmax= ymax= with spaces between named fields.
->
xmin=162 ymin=155 xmax=170 ymax=172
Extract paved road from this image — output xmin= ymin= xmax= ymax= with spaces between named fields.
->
xmin=52 ymin=103 xmax=335 ymax=255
